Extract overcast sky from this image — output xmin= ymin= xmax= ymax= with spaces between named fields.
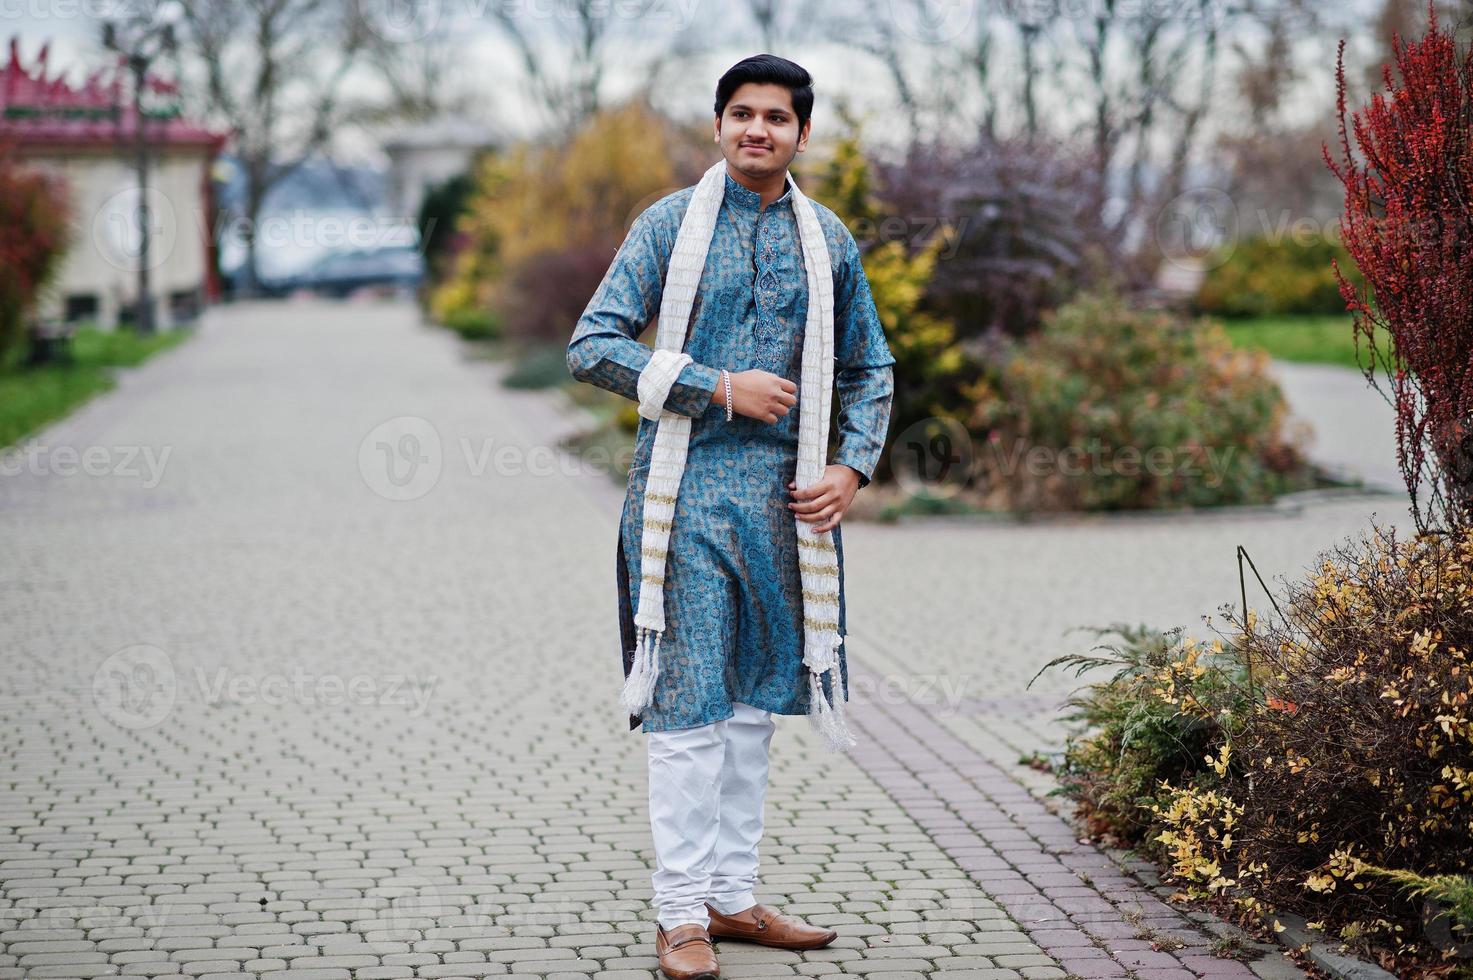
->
xmin=2 ymin=0 xmax=1383 ymax=168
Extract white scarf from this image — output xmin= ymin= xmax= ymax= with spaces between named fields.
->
xmin=620 ymin=158 xmax=856 ymax=752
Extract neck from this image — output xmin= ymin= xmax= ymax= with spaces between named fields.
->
xmin=725 ymin=163 xmax=787 ymax=210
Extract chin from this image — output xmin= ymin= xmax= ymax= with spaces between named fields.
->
xmin=729 ymin=150 xmax=787 ymax=174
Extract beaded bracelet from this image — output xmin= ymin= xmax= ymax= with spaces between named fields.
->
xmin=722 ymin=369 xmax=733 ymax=422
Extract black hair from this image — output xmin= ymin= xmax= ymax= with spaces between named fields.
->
xmin=714 ymin=54 xmax=814 ymax=134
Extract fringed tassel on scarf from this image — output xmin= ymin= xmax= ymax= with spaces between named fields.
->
xmin=804 ymin=638 xmax=857 ymax=752
xmin=621 ymin=626 xmax=662 ymax=714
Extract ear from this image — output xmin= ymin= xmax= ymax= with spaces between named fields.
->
xmin=797 ymin=117 xmax=811 ymax=151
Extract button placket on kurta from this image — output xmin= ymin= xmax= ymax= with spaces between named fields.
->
xmin=753 ymin=204 xmax=785 ymax=372
xmin=566 ymin=170 xmax=898 ymax=734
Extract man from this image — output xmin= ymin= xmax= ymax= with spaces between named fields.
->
xmin=566 ymin=54 xmax=895 ymax=980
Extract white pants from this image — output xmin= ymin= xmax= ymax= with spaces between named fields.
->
xmin=646 ymin=701 xmax=776 ymax=931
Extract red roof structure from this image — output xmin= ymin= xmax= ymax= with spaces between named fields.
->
xmin=0 ymin=36 xmax=227 ymax=151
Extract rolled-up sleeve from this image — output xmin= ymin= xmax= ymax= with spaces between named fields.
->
xmin=566 ymin=208 xmax=720 ymax=418
xmin=828 ymin=233 xmax=897 ymax=489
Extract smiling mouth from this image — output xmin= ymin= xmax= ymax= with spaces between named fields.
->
xmin=742 ymin=145 xmax=770 ymax=151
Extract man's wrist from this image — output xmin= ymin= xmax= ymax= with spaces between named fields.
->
xmin=831 ymin=461 xmax=871 ymax=489
xmin=680 ymin=361 xmax=721 ymax=412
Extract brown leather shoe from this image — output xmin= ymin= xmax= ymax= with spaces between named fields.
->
xmin=655 ymin=922 xmax=720 ymax=980
xmin=704 ymin=902 xmax=838 ymax=950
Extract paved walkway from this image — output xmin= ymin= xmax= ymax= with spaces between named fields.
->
xmin=1268 ymin=359 xmax=1436 ymax=502
xmin=0 ymin=300 xmax=1414 ymax=980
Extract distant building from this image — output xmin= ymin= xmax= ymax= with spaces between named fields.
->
xmin=382 ymin=118 xmax=501 ymax=222
xmin=0 ymin=37 xmax=229 ymax=330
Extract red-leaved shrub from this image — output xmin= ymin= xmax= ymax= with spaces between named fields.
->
xmin=0 ymin=137 xmax=72 ymax=364
xmin=1323 ymin=2 xmax=1473 ymax=532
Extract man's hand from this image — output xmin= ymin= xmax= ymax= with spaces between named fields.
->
xmin=787 ymin=465 xmax=862 ymax=534
xmin=719 ymin=369 xmax=797 ymax=423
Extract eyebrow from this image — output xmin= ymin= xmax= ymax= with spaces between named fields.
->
xmin=728 ymin=103 xmax=792 ymax=116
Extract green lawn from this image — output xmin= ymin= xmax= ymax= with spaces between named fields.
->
xmin=1217 ymin=314 xmax=1393 ymax=371
xmin=0 ymin=324 xmax=193 ymax=449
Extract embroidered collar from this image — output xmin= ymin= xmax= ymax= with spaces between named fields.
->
xmin=723 ymin=170 xmax=793 ymax=212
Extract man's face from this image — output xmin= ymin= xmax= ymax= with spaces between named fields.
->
xmin=715 ymin=82 xmax=809 ymax=179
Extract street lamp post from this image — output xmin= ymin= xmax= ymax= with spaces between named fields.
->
xmin=102 ymin=4 xmax=181 ymax=335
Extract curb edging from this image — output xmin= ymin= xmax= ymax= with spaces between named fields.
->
xmin=1024 ymin=763 xmax=1399 ymax=980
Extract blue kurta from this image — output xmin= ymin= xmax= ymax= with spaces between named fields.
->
xmin=567 ymin=170 xmax=896 ymax=734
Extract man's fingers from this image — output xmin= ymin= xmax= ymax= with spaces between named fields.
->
xmin=788 ymin=483 xmax=827 ymax=504
xmin=791 ymin=481 xmax=837 ymax=501
xmin=803 ymin=504 xmax=838 ymax=524
xmin=791 ymin=497 xmax=835 ymax=517
xmin=814 ymin=511 xmax=843 ymax=532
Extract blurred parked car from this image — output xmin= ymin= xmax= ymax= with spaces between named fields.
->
xmin=268 ymin=245 xmax=425 ymax=297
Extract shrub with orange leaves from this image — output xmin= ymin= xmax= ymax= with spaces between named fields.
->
xmin=1041 ymin=521 xmax=1473 ymax=975
xmin=1218 ymin=520 xmax=1473 ymax=969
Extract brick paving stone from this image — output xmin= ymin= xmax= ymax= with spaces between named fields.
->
xmin=3 ymin=300 xmax=1402 ymax=980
